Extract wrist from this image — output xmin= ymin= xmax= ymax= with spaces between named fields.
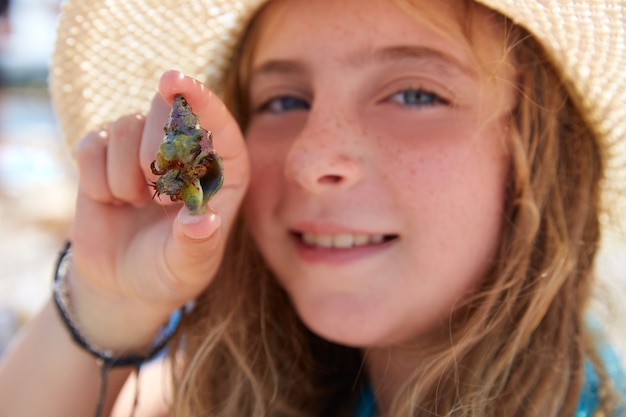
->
xmin=53 ymin=242 xmax=184 ymax=360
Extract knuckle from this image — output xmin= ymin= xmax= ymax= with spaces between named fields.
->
xmin=76 ymin=130 xmax=107 ymax=166
xmin=110 ymin=113 xmax=145 ymax=141
xmin=112 ymin=181 xmax=149 ymax=203
xmin=78 ymin=174 xmax=112 ymax=203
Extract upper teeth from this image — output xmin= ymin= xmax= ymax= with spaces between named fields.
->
xmin=301 ymin=232 xmax=385 ymax=248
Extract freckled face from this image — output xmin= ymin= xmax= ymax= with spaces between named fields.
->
xmin=243 ymin=0 xmax=517 ymax=347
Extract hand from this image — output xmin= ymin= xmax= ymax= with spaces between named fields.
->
xmin=67 ymin=71 xmax=249 ymax=350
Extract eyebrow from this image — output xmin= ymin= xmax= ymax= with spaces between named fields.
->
xmin=344 ymin=45 xmax=477 ymax=78
xmin=251 ymin=44 xmax=477 ymax=81
xmin=251 ymin=59 xmax=310 ymax=80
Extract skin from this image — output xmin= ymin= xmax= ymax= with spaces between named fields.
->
xmin=0 ymin=0 xmax=518 ymax=416
xmin=243 ymin=0 xmax=517 ymax=409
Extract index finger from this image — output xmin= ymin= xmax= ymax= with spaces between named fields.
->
xmin=157 ymin=70 xmax=245 ymax=162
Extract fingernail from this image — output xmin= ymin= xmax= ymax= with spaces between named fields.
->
xmin=177 ymin=206 xmax=221 ymax=240
xmin=177 ymin=206 xmax=212 ymax=224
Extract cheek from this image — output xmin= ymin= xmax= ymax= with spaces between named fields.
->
xmin=242 ymin=137 xmax=286 ymax=227
xmin=384 ymin=127 xmax=509 ymax=272
xmin=390 ymin=116 xmax=509 ymax=209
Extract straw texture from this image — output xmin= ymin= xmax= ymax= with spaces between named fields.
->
xmin=50 ymin=0 xmax=266 ymax=149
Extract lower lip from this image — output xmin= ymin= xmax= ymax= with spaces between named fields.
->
xmin=291 ymin=234 xmax=397 ymax=264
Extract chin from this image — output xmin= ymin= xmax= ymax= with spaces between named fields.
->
xmin=293 ymin=294 xmax=452 ymax=349
xmin=291 ymin=296 xmax=395 ymax=348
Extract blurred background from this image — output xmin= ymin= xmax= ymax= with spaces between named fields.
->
xmin=0 ymin=0 xmax=77 ymax=354
xmin=0 ymin=0 xmax=623 ymax=360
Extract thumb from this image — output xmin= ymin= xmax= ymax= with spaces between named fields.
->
xmin=165 ymin=205 xmax=224 ymax=290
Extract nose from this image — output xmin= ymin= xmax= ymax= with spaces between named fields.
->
xmin=284 ymin=110 xmax=364 ymax=193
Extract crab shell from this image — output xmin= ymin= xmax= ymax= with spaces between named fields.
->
xmin=150 ymin=94 xmax=224 ymax=214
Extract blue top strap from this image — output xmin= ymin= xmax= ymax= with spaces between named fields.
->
xmin=353 ymin=384 xmax=376 ymax=417
xmin=354 ymin=346 xmax=626 ymax=417
xmin=575 ymin=344 xmax=626 ymax=417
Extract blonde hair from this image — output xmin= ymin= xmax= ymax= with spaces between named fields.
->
xmin=168 ymin=1 xmax=622 ymax=416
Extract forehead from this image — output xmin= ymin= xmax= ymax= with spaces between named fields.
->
xmin=250 ymin=0 xmax=510 ymax=75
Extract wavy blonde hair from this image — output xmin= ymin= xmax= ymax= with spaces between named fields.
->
xmin=168 ymin=1 xmax=622 ymax=416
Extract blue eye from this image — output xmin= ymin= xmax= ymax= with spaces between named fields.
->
xmin=389 ymin=89 xmax=446 ymax=107
xmin=257 ymin=96 xmax=310 ymax=114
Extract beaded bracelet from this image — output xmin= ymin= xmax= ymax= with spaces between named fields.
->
xmin=52 ymin=241 xmax=185 ymax=417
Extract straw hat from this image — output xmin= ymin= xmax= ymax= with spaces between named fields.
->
xmin=49 ymin=0 xmax=626 ymax=221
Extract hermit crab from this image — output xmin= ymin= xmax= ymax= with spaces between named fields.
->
xmin=150 ymin=94 xmax=224 ymax=215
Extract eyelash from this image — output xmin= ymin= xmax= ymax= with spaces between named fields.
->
xmin=253 ymin=87 xmax=448 ymax=114
xmin=387 ymin=88 xmax=449 ymax=107
xmin=255 ymin=96 xmax=310 ymax=114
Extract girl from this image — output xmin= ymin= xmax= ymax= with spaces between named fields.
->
xmin=0 ymin=0 xmax=624 ymax=416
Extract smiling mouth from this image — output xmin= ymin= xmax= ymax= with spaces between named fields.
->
xmin=293 ymin=232 xmax=398 ymax=249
